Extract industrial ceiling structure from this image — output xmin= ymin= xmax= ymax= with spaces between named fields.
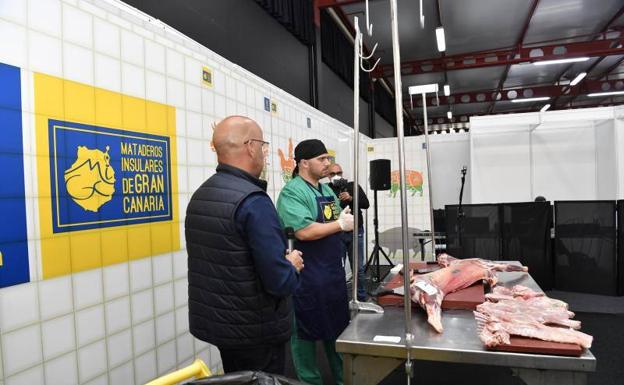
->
xmin=318 ymin=0 xmax=624 ymax=131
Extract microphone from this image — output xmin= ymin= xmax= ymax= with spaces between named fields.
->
xmin=461 ymin=165 xmax=467 ymax=175
xmin=284 ymin=227 xmax=295 ymax=252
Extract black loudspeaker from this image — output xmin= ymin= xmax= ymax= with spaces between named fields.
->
xmin=369 ymin=159 xmax=391 ymax=191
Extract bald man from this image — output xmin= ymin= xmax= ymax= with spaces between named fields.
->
xmin=186 ymin=116 xmax=303 ymax=375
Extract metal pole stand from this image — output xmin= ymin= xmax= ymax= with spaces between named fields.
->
xmin=350 ymin=15 xmax=383 ymax=316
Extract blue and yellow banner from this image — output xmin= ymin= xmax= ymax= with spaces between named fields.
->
xmin=49 ymin=120 xmax=172 ymax=232
xmin=35 ymin=73 xmax=180 ymax=278
xmin=0 ymin=63 xmax=30 ymax=288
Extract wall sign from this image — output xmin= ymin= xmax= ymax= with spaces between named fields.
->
xmin=48 ymin=120 xmax=172 ymax=233
xmin=202 ymin=66 xmax=213 ymax=88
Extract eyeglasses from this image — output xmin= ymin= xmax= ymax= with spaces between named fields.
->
xmin=328 ymin=171 xmax=343 ymax=177
xmin=244 ymin=139 xmax=270 ymax=154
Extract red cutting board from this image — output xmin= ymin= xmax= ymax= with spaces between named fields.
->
xmin=488 ymin=337 xmax=583 ymax=357
xmin=376 ymin=262 xmax=485 ymax=309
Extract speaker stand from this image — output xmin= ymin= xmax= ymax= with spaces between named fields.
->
xmin=456 ymin=167 xmax=467 ymax=257
xmin=365 ymin=190 xmax=394 ymax=282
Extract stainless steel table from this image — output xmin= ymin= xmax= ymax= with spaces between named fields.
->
xmin=337 ymin=268 xmax=596 ymax=385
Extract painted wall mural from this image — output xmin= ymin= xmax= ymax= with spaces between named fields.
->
xmin=389 ymin=169 xmax=424 ymax=197
xmin=277 ymin=138 xmax=295 ymax=183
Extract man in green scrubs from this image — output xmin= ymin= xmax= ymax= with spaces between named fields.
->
xmin=277 ymin=139 xmax=354 ymax=385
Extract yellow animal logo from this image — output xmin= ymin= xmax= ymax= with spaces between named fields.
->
xmin=64 ymin=145 xmax=116 ymax=212
xmin=323 ymin=204 xmax=333 ymax=220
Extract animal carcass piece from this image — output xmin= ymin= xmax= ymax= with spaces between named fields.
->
xmin=474 ymin=286 xmax=593 ymax=349
xmin=410 ymin=254 xmax=528 ymax=333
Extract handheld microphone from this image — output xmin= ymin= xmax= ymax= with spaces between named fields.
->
xmin=285 ymin=227 xmax=295 ymax=252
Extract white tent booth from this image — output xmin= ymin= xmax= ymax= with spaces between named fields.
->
xmin=470 ymin=106 xmax=624 ymax=203
xmin=366 ymin=106 xmax=624 ymax=264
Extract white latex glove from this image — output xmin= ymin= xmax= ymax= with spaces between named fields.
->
xmin=337 ymin=207 xmax=354 ymax=231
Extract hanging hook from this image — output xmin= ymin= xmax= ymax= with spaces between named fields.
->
xmin=365 ymin=0 xmax=373 ymax=36
xmin=354 ymin=12 xmax=380 ymax=73
xmin=359 ymin=42 xmax=378 ymax=60
xmin=358 ymin=36 xmax=380 ymax=72
xmin=361 ymin=57 xmax=381 ymax=73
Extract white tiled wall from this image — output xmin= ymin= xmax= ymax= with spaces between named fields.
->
xmin=365 ymin=137 xmax=432 ymax=262
xmin=0 ymin=0 xmax=361 ymax=384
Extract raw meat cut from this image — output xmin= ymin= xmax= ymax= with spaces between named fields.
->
xmin=475 ymin=285 xmax=593 ymax=349
xmin=409 ymin=254 xmax=528 ymax=333
xmin=437 ymin=254 xmax=528 ymax=274
xmin=476 ymin=300 xmax=580 ymax=329
xmin=475 ymin=311 xmax=592 ymax=348
xmin=485 ymin=286 xmax=570 ymax=311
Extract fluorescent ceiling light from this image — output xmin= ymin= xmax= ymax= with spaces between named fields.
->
xmin=533 ymin=57 xmax=589 ymax=66
xmin=540 ymin=104 xmax=551 ymax=112
xmin=587 ymin=91 xmax=624 ymax=97
xmin=443 ymin=84 xmax=450 ymax=96
xmin=435 ymin=27 xmax=446 ymax=52
xmin=447 ymin=111 xmax=452 ymax=119
xmin=408 ymin=83 xmax=439 ymax=95
xmin=510 ymin=97 xmax=550 ymax=103
xmin=570 ymin=72 xmax=587 ymax=86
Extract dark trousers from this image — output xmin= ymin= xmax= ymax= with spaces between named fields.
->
xmin=341 ymin=228 xmax=367 ymax=301
xmin=218 ymin=343 xmax=286 ymax=375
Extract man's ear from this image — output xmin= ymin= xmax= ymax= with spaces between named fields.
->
xmin=244 ymin=142 xmax=256 ymax=158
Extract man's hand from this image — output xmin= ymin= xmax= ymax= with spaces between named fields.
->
xmin=286 ymin=249 xmax=304 ymax=273
xmin=338 ymin=191 xmax=352 ymax=202
xmin=337 ymin=207 xmax=354 ymax=231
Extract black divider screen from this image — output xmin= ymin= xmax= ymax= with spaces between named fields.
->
xmin=445 ymin=204 xmax=501 ymax=260
xmin=554 ymin=201 xmax=617 ymax=295
xmin=501 ymin=202 xmax=553 ymax=290
xmin=433 ymin=209 xmax=446 ymax=233
xmin=618 ymin=200 xmax=623 ymax=296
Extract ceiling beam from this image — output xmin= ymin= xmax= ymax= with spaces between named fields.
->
xmin=487 ymin=0 xmax=540 ymax=114
xmin=317 ymin=0 xmax=366 ymax=8
xmin=408 ymin=101 xmax=622 ymax=128
xmin=551 ymin=5 xmax=624 ymax=108
xmin=377 ymin=30 xmax=624 ymax=77
xmin=596 ymin=56 xmax=624 ymax=80
xmin=402 ymin=79 xmax=624 ymax=107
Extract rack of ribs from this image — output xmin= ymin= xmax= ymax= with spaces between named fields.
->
xmin=409 ymin=254 xmax=528 ymax=333
xmin=474 ymin=285 xmax=593 ymax=349
xmin=475 ymin=312 xmax=592 ymax=348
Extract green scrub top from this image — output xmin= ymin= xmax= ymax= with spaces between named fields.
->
xmin=276 ymin=176 xmax=341 ymax=231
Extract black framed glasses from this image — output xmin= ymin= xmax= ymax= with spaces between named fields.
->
xmin=244 ymin=138 xmax=270 ymax=154
xmin=328 ymin=171 xmax=343 ymax=177
xmin=244 ymin=139 xmax=270 ymax=147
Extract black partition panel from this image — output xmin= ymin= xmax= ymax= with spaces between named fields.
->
xmin=433 ymin=209 xmax=446 ymax=233
xmin=501 ymin=202 xmax=553 ymax=290
xmin=445 ymin=204 xmax=501 ymax=260
xmin=618 ymin=200 xmax=623 ymax=296
xmin=554 ymin=201 xmax=617 ymax=295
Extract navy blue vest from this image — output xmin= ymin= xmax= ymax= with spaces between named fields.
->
xmin=185 ymin=164 xmax=291 ymax=348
